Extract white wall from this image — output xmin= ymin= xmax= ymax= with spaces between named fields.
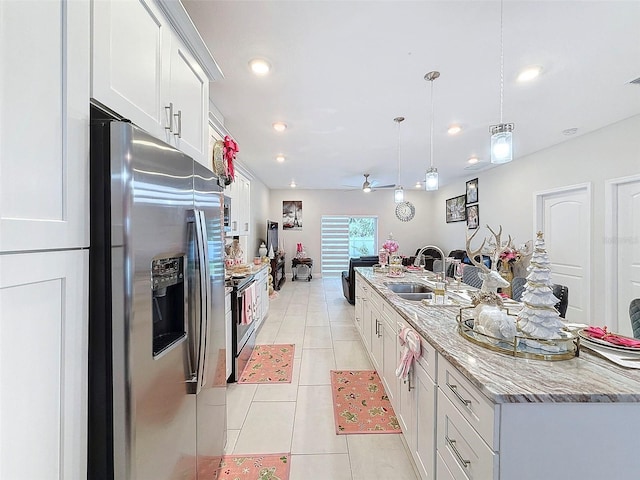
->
xmin=268 ymin=188 xmax=437 ymax=274
xmin=249 ymin=174 xmax=270 ymax=258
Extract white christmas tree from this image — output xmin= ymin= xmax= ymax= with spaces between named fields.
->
xmin=517 ymin=232 xmax=566 ymax=351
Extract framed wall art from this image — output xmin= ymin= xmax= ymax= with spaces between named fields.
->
xmin=466 ymin=178 xmax=478 ymax=204
xmin=282 ymin=200 xmax=302 ymax=230
xmin=466 ymin=204 xmax=479 ymax=229
xmin=445 ymin=195 xmax=467 ymax=223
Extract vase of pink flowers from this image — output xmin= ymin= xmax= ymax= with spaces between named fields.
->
xmin=382 ymin=238 xmax=399 ymax=254
xmin=379 ymin=236 xmax=399 ymax=268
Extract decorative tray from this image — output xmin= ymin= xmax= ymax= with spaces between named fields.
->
xmin=456 ymin=306 xmax=579 ymax=361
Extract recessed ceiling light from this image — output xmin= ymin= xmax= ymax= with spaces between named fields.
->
xmin=447 ymin=124 xmax=462 ymax=135
xmin=468 ymin=156 xmax=479 ymax=165
xmin=562 ymin=128 xmax=578 ymax=136
xmin=276 ymin=155 xmax=285 ymax=163
xmin=290 ymin=180 xmax=296 ymax=188
xmin=517 ymin=65 xmax=543 ymax=83
xmin=415 ymin=182 xmax=422 ymax=189
xmin=249 ymin=58 xmax=271 ymax=76
xmin=272 ymin=122 xmax=287 ymax=132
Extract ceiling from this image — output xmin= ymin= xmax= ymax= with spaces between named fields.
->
xmin=183 ymin=0 xmax=640 ymax=191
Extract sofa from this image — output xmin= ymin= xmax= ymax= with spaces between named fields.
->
xmin=341 ymin=255 xmax=379 ymax=304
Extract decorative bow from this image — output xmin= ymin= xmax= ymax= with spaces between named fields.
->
xmin=223 ymin=135 xmax=238 ymax=180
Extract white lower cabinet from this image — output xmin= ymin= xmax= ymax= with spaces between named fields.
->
xmin=0 ymin=250 xmax=88 ymax=480
xmin=225 ymin=290 xmax=232 ymax=381
xmin=354 ymin=282 xmax=365 ymax=335
xmin=370 ymin=305 xmax=384 ymax=373
xmin=413 ymin=356 xmax=437 ymax=479
xmin=381 ymin=309 xmax=399 ymax=406
xmin=356 ymin=275 xmax=640 ymax=480
xmin=436 ymin=389 xmax=497 ymax=479
xmin=359 ymin=283 xmax=372 ymax=353
xmin=254 ymin=267 xmax=269 ymax=329
xmin=436 ymin=452 xmax=457 ymax=480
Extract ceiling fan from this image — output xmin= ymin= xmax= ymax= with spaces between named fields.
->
xmin=355 ymin=173 xmax=395 ymax=193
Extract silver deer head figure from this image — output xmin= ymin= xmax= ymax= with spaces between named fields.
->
xmin=465 ymin=225 xmax=512 ymax=294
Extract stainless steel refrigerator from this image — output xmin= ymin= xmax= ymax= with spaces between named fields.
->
xmin=88 ymin=115 xmax=226 ymax=480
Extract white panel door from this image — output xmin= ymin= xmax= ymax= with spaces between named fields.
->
xmin=0 ymin=0 xmax=89 ymax=251
xmin=167 ymin=37 xmax=208 ymax=165
xmin=0 ymin=250 xmax=88 ymax=480
xmin=536 ymin=184 xmax=591 ymax=322
xmin=613 ymin=178 xmax=640 ymax=336
xmin=92 ymin=0 xmax=168 ymax=137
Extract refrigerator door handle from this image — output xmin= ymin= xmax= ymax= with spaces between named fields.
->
xmin=195 ymin=210 xmax=212 ymax=391
xmin=186 ymin=209 xmax=211 ymax=395
xmin=186 ymin=210 xmax=202 ymax=394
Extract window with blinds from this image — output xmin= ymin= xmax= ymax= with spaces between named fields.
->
xmin=320 ymin=216 xmax=378 ymax=276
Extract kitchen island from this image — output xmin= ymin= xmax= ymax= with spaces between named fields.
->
xmin=355 ymin=267 xmax=640 ymax=480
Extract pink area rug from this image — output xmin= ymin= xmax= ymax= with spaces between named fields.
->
xmin=330 ymin=370 xmax=401 ymax=434
xmin=217 ymin=454 xmax=290 ymax=480
xmin=238 ymin=344 xmax=295 ymax=384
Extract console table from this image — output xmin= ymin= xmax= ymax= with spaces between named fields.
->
xmin=270 ymin=255 xmax=286 ymax=291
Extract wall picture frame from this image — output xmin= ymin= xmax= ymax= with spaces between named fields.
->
xmin=282 ymin=200 xmax=302 ymax=230
xmin=445 ymin=195 xmax=467 ymax=223
xmin=466 ymin=178 xmax=479 ymax=204
xmin=466 ymin=204 xmax=479 ymax=229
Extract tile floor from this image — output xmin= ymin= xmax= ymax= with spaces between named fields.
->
xmin=225 ymin=277 xmax=419 ymax=479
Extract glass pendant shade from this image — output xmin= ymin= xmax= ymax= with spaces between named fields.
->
xmin=490 ymin=123 xmax=514 ymax=164
xmin=394 ymin=186 xmax=404 ymax=203
xmin=425 ymin=167 xmax=439 ymax=191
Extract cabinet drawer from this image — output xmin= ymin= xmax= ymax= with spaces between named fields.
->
xmin=438 ymin=355 xmax=498 ymax=449
xmin=437 ymin=390 xmax=497 ymax=480
xmin=436 ymin=451 xmax=457 ymax=480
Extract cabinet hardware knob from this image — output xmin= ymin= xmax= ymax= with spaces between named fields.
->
xmin=446 ymin=436 xmax=471 ymax=468
xmin=407 ymin=374 xmax=414 ymax=391
xmin=173 ymin=110 xmax=182 ymax=137
xmin=447 ymin=382 xmax=472 ymax=406
xmin=165 ymin=103 xmax=174 ymax=132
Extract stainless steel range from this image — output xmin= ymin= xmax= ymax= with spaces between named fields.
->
xmin=227 ymin=274 xmax=256 ymax=382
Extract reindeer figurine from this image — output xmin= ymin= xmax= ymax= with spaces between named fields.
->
xmin=465 ymin=225 xmax=517 ymax=345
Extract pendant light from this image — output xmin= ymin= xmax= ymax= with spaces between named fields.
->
xmin=393 ymin=116 xmax=405 ymax=203
xmin=424 ymin=71 xmax=440 ymax=191
xmin=490 ymin=0 xmax=514 ymax=164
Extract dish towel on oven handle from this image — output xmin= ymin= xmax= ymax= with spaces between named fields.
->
xmin=241 ymin=284 xmax=255 ymax=325
xmin=396 ymin=326 xmax=422 ymax=380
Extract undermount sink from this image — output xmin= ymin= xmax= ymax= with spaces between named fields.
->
xmin=384 ymin=282 xmax=433 ymax=294
xmin=396 ymin=292 xmax=433 ymax=301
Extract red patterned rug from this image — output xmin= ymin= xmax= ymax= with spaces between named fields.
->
xmin=216 ymin=454 xmax=290 ymax=480
xmin=238 ymin=344 xmax=295 ymax=384
xmin=330 ymin=370 xmax=401 ymax=434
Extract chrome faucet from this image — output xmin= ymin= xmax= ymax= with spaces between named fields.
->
xmin=413 ymin=245 xmax=446 ymax=279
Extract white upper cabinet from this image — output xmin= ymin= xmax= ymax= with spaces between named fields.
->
xmin=92 ymin=0 xmax=167 ymax=137
xmin=92 ymin=0 xmax=218 ymax=166
xmin=0 ymin=0 xmax=89 ymax=252
xmin=164 ymin=36 xmax=208 ymax=163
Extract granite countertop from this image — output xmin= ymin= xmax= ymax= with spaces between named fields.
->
xmin=356 ymin=267 xmax=640 ymax=404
